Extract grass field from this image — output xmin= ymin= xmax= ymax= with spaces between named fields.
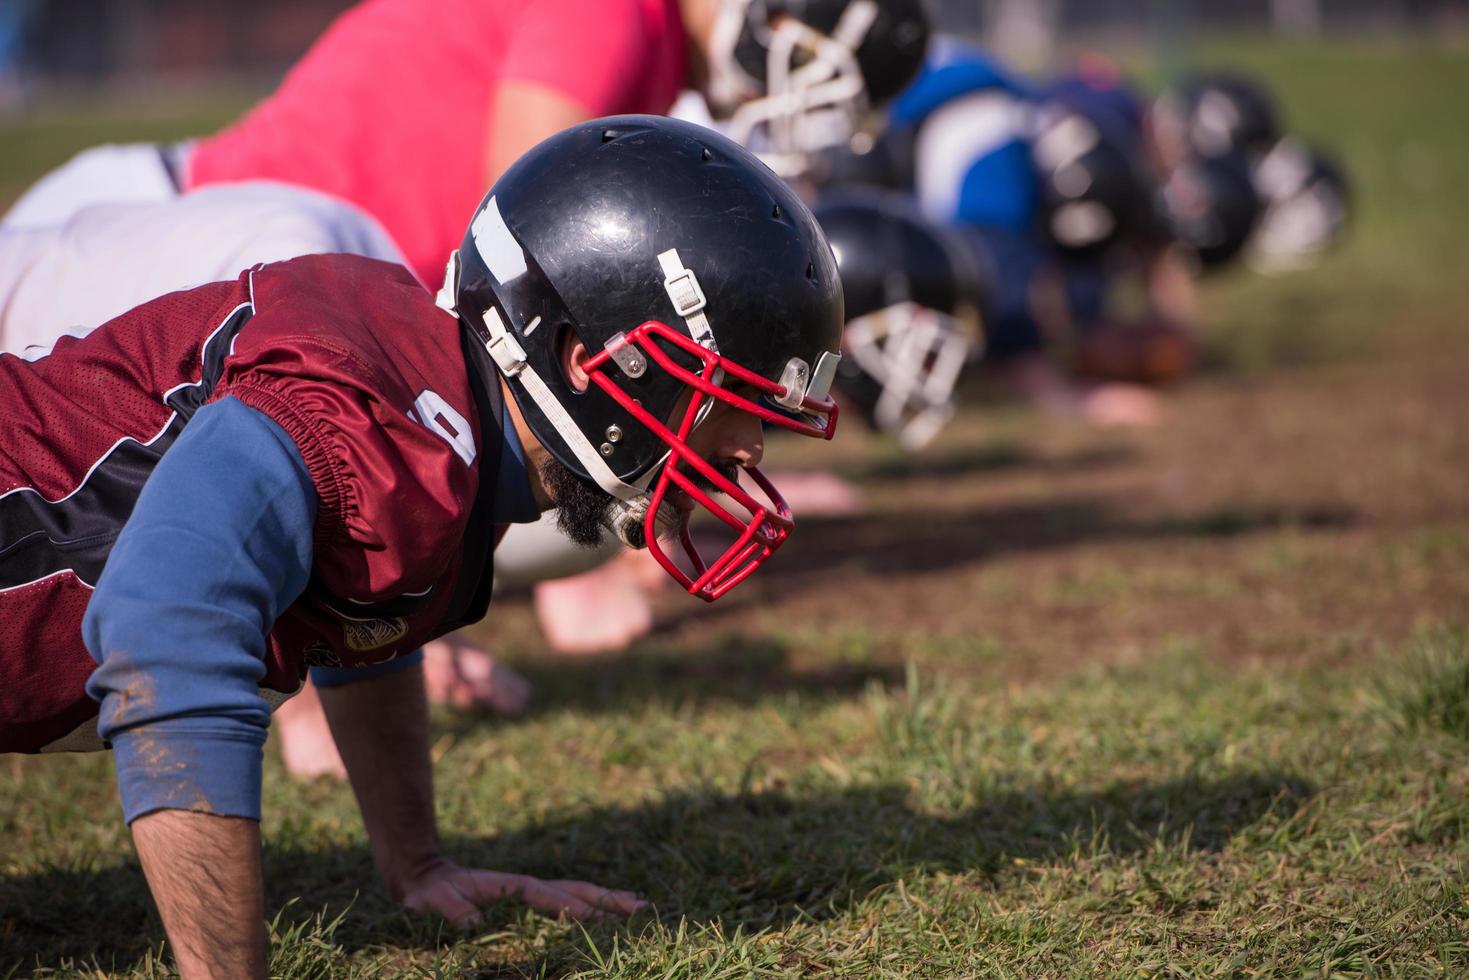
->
xmin=3 ymin=36 xmax=1469 ymax=978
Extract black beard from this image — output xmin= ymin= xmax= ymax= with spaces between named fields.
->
xmin=538 ymin=456 xmax=743 ymax=551
xmin=539 ymin=456 xmax=614 ymax=548
xmin=688 ymin=460 xmax=741 ymax=496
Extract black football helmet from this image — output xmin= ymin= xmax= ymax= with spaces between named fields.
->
xmin=440 ymin=116 xmax=844 ymax=601
xmin=1030 ymin=101 xmax=1163 ymax=258
xmin=709 ymin=0 xmax=931 ymax=178
xmin=816 ymin=190 xmax=984 ymax=449
xmin=1248 ymin=136 xmax=1350 ymax=272
xmin=809 ymin=125 xmax=916 ymax=193
xmin=1154 ymin=71 xmax=1282 ymax=162
xmin=1163 ymin=150 xmax=1262 ymax=269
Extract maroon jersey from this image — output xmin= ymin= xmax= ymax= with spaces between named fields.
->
xmin=0 ymin=255 xmax=502 ymax=752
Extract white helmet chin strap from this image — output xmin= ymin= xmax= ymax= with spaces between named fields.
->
xmin=441 ymin=247 xmax=729 ymax=547
xmin=481 ymin=301 xmax=679 ymax=547
xmin=440 ymin=248 xmax=647 ymax=499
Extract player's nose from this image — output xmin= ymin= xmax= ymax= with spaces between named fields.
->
xmin=714 ymin=409 xmax=765 ymax=468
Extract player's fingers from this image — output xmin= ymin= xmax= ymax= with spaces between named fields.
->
xmin=547 ymin=879 xmax=648 ymax=916
xmin=450 ymin=640 xmax=494 ymax=671
xmin=403 ymin=880 xmax=483 ymax=928
xmin=458 ymin=870 xmax=605 ymax=919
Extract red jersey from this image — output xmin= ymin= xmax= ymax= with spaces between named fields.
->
xmin=187 ymin=0 xmax=687 ymax=285
xmin=0 ymin=255 xmax=504 ymax=752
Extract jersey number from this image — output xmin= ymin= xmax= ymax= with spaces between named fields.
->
xmin=409 ymin=390 xmax=476 ymax=466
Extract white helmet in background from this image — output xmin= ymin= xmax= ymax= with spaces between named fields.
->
xmin=1248 ymin=136 xmax=1351 ymax=274
xmin=707 ymin=0 xmax=930 ymax=178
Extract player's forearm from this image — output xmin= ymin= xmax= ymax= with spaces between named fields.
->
xmin=316 ymin=661 xmax=443 ymax=896
xmin=131 ymin=809 xmax=267 ymax=980
xmin=84 ymin=397 xmax=316 ymax=822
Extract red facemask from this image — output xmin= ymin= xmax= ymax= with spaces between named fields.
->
xmin=582 ymin=320 xmax=839 ymax=601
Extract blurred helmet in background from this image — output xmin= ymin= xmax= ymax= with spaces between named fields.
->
xmin=1153 ymin=71 xmax=1282 ymax=163
xmin=1248 ymin=135 xmax=1351 ymax=273
xmin=1044 ymin=55 xmax=1150 ymax=156
xmin=808 ymin=124 xmax=915 ymax=193
xmin=709 ymin=0 xmax=931 ymax=178
xmin=443 ymin=116 xmax=844 ymax=600
xmin=1031 ymin=101 xmax=1163 ymax=259
xmin=815 ymin=188 xmax=986 ymax=450
xmin=1163 ymin=150 xmax=1262 ymax=270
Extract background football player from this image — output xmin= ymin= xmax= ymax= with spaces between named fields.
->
xmin=815 ymin=188 xmax=988 ymax=450
xmin=1152 ymin=71 xmax=1351 ymax=275
xmin=841 ymin=43 xmax=1197 ymax=425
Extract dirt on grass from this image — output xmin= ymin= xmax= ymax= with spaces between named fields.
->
xmin=480 ymin=326 xmax=1469 ymax=686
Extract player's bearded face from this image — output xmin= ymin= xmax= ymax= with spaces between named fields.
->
xmin=540 ymin=456 xmax=619 ymax=548
xmin=539 ymin=455 xmax=741 ymax=551
xmin=540 ymin=380 xmax=761 ymax=550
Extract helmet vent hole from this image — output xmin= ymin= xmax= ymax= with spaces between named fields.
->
xmin=700 ymin=146 xmax=713 ymax=162
xmin=805 ymin=261 xmax=816 ymax=280
xmin=772 ymin=202 xmax=783 ymax=219
xmin=602 ymin=128 xmax=620 ymax=143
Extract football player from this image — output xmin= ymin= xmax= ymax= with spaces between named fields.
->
xmin=865 ymin=44 xmax=1198 ymax=422
xmin=815 ymin=188 xmax=986 ymax=449
xmin=1150 ymin=70 xmax=1282 ymax=172
xmin=1247 ymin=136 xmax=1350 ymax=273
xmin=0 ymin=117 xmax=844 ymax=978
xmin=1160 ymin=150 xmax=1262 ymax=273
xmin=1151 ymin=70 xmax=1349 ymax=274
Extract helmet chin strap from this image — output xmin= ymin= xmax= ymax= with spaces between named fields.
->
xmin=439 ymin=248 xmax=723 ymax=549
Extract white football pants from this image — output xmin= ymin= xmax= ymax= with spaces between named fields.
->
xmin=0 ymin=163 xmax=619 ymax=583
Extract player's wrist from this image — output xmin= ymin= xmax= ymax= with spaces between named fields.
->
xmin=112 ymin=723 xmax=265 ymax=823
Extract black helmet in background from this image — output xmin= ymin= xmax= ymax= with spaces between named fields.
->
xmin=809 ymin=125 xmax=916 ymax=194
xmin=1163 ymin=150 xmax=1262 ymax=270
xmin=1031 ymin=101 xmax=1164 ymax=259
xmin=442 ymin=116 xmax=844 ymax=601
xmin=815 ymin=188 xmax=986 ymax=450
xmin=709 ymin=0 xmax=931 ymax=178
xmin=1154 ymin=71 xmax=1282 ymax=163
xmin=1248 ymin=136 xmax=1351 ymax=272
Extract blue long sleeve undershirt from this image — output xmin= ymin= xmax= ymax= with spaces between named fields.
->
xmin=82 ymin=396 xmax=422 ymax=823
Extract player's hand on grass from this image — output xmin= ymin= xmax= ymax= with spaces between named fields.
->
xmin=397 ymin=858 xmax=647 ymax=925
xmin=420 ymin=631 xmax=532 ymax=715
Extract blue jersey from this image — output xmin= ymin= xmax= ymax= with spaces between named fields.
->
xmin=887 ymin=45 xmax=1147 ymax=356
xmin=890 ymin=42 xmax=1039 ymax=233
